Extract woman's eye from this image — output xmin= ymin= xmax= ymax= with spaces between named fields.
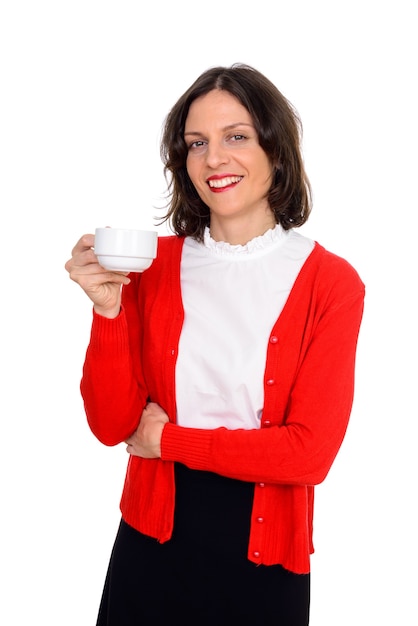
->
xmin=189 ymin=140 xmax=206 ymax=149
xmin=231 ymin=134 xmax=246 ymax=142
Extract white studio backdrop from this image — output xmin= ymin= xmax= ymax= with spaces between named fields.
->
xmin=1 ymin=1 xmax=416 ymax=624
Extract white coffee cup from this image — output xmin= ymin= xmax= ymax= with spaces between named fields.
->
xmin=94 ymin=227 xmax=158 ymax=272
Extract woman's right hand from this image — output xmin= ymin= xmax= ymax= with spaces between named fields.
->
xmin=64 ymin=233 xmax=131 ymax=319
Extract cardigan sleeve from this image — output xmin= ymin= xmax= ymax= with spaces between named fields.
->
xmin=161 ymin=259 xmax=365 ymax=486
xmin=80 ymin=272 xmax=149 ymax=446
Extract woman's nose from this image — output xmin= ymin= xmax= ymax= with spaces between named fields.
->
xmin=205 ymin=141 xmax=229 ymax=167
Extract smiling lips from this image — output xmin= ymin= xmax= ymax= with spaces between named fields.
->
xmin=207 ymin=175 xmax=243 ymax=192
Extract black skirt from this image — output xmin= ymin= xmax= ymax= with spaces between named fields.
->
xmin=96 ymin=463 xmax=310 ymax=626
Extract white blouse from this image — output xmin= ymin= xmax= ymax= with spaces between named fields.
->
xmin=175 ymin=225 xmax=315 ymax=430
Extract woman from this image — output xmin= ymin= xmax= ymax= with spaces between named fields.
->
xmin=65 ymin=64 xmax=365 ymax=625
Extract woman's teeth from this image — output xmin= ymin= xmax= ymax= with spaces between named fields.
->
xmin=208 ymin=176 xmax=242 ymax=188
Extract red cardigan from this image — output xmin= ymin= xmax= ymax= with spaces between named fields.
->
xmin=81 ymin=234 xmax=365 ymax=574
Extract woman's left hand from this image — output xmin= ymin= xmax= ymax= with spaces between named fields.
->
xmin=125 ymin=402 xmax=169 ymax=459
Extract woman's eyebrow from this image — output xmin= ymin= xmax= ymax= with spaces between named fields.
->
xmin=184 ymin=122 xmax=254 ymax=137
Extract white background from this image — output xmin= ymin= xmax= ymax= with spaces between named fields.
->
xmin=1 ymin=1 xmax=417 ymax=624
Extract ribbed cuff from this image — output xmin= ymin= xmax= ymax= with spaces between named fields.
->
xmin=89 ymin=306 xmax=130 ymax=355
xmin=161 ymin=422 xmax=214 ymax=470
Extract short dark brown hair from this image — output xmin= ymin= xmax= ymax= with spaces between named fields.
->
xmin=159 ymin=63 xmax=312 ymax=240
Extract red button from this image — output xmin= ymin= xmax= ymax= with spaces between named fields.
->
xmin=269 ymin=335 xmax=278 ymax=344
xmin=253 ymin=551 xmax=261 ymax=558
xmin=256 ymin=517 xmax=264 ymax=523
xmin=266 ymin=379 xmax=275 ymax=386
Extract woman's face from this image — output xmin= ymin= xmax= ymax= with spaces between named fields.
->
xmin=184 ymin=89 xmax=275 ymax=238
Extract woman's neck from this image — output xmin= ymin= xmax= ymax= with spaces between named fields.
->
xmin=209 ymin=211 xmax=276 ymax=246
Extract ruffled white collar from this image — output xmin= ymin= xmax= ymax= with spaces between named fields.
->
xmin=202 ymin=224 xmax=288 ymax=257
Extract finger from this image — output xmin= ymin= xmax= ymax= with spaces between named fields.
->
xmin=75 ymin=247 xmax=102 ymax=268
xmin=67 ymin=259 xmax=130 ymax=286
xmin=65 ymin=247 xmax=98 ymax=274
xmin=70 ymin=234 xmax=95 ymax=257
